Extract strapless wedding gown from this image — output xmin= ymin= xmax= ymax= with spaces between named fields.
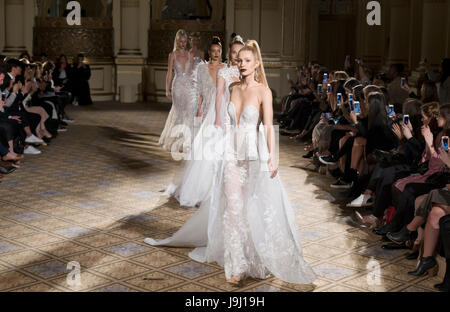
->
xmin=146 ymin=99 xmax=316 ymax=285
xmin=159 ymin=57 xmax=196 ymax=152
xmin=165 ymin=65 xmax=238 ymax=207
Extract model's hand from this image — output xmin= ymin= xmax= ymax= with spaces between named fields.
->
xmin=166 ymin=91 xmax=172 ymax=100
xmin=268 ymin=156 xmax=278 ymax=179
xmin=214 ymin=119 xmax=222 ymax=129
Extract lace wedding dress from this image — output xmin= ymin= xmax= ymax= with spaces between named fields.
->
xmin=165 ymin=65 xmax=239 ymax=207
xmin=146 ymin=94 xmax=316 ymax=285
xmin=159 ymin=57 xmax=196 ymax=152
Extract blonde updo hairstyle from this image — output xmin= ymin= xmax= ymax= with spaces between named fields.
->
xmin=238 ymin=40 xmax=268 ymax=87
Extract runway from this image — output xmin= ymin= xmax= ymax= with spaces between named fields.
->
xmin=0 ymin=102 xmax=439 ymax=292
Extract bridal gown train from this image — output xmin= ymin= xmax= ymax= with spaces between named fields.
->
xmin=158 ymin=57 xmax=196 ymax=152
xmin=165 ymin=65 xmax=239 ymax=207
xmin=146 ymin=98 xmax=317 ymax=284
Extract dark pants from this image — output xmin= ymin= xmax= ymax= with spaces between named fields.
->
xmin=329 ymin=129 xmax=348 ymax=156
xmin=439 ymin=215 xmax=450 ymax=259
xmin=389 ymin=183 xmax=438 ymax=231
xmin=371 ymin=165 xmax=412 ymax=218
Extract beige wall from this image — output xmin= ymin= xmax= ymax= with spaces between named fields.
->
xmin=1 ymin=0 xmax=449 ymax=104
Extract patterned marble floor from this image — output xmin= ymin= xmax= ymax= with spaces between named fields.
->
xmin=0 ymin=101 xmax=440 ymax=292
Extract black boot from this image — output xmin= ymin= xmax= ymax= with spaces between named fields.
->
xmin=408 ymin=257 xmax=438 ymax=277
xmin=405 ymin=250 xmax=420 ymax=260
xmin=434 ymin=259 xmax=450 ymax=292
xmin=386 ymin=226 xmax=416 ymax=245
xmin=373 ymin=222 xmax=398 ymax=236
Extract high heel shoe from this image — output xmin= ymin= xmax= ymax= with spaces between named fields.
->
xmin=387 ymin=226 xmax=417 ymax=245
xmin=227 ymin=277 xmax=244 ymax=288
xmin=408 ymin=257 xmax=438 ymax=277
xmin=434 ymin=259 xmax=449 ymax=292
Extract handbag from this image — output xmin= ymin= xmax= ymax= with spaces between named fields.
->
xmin=13 ymin=136 xmax=24 ymax=155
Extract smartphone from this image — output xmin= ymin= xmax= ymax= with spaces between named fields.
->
xmin=317 ymin=84 xmax=323 ymax=94
xmin=401 ymin=77 xmax=406 ymax=88
xmin=348 ymin=93 xmax=354 ymax=101
xmin=348 ymin=93 xmax=354 ymax=111
xmin=403 ymin=114 xmax=410 ymax=125
xmin=323 ymin=113 xmax=331 ymax=119
xmin=354 ymin=101 xmax=361 ymax=116
xmin=337 ymin=93 xmax=343 ymax=106
xmin=1 ymin=92 xmax=6 ymax=102
xmin=443 ymin=136 xmax=449 ymax=151
xmin=327 ymin=84 xmax=332 ymax=94
xmin=324 ymin=73 xmax=328 ymax=83
xmin=389 ymin=105 xmax=395 ymax=118
xmin=333 ymin=119 xmax=339 ymax=125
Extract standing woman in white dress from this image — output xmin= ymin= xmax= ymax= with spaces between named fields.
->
xmin=146 ymin=40 xmax=316 ymax=287
xmin=189 ymin=32 xmax=205 ymax=69
xmin=165 ymin=36 xmax=226 ymax=207
xmin=159 ymin=29 xmax=195 ymax=152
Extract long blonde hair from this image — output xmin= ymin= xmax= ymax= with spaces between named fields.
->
xmin=173 ymin=29 xmax=188 ymax=52
xmin=239 ymin=40 xmax=268 ymax=87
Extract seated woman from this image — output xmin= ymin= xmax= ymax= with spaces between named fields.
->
xmin=387 ymin=146 xmax=450 ymax=285
xmin=375 ymin=104 xmax=450 ymax=236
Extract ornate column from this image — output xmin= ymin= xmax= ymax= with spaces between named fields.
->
xmin=1 ymin=0 xmax=34 ymax=55
xmin=385 ymin=0 xmax=411 ymax=67
xmin=355 ymin=0 xmax=387 ymax=70
xmin=114 ymin=0 xmax=150 ymax=103
xmin=420 ymin=0 xmax=447 ymax=67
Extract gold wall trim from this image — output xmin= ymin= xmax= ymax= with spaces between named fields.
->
xmin=115 ymin=58 xmax=146 ymax=65
xmin=117 ymin=71 xmax=142 ymax=75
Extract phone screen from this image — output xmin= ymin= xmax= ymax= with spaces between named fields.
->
xmin=317 ymin=84 xmax=323 ymax=94
xmin=443 ymin=137 xmax=449 ymax=151
xmin=324 ymin=73 xmax=328 ymax=82
xmin=354 ymin=102 xmax=360 ymax=115
xmin=1 ymin=92 xmax=6 ymax=102
xmin=401 ymin=78 xmax=406 ymax=88
xmin=337 ymin=93 xmax=342 ymax=105
xmin=389 ymin=105 xmax=395 ymax=118
xmin=404 ymin=115 xmax=410 ymax=125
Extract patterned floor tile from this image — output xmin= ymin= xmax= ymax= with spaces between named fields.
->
xmin=14 ymin=233 xmax=64 ymax=247
xmin=93 ymin=261 xmax=150 ymax=279
xmin=24 ymin=260 xmax=69 ymax=279
xmin=357 ymin=246 xmax=408 ymax=260
xmin=131 ymin=250 xmax=184 ymax=268
xmin=93 ymin=284 xmax=138 ymax=292
xmin=313 ymin=263 xmax=357 ymax=281
xmin=65 ymin=250 xmax=120 ymax=268
xmin=54 ymin=226 xmax=96 ymax=238
xmin=0 ymin=250 xmax=51 ymax=267
xmin=165 ymin=261 xmax=217 ymax=279
xmin=10 ymin=282 xmax=63 ymax=292
xmin=344 ymin=275 xmax=403 ymax=292
xmin=106 ymin=242 xmax=153 ymax=257
xmin=0 ymin=271 xmax=37 ymax=291
xmin=0 ymin=225 xmax=40 ymax=239
xmin=75 ymin=233 xmax=126 ymax=248
xmin=7 ymin=212 xmax=47 ymax=222
xmin=124 ymin=271 xmax=185 ymax=291
xmin=49 ymin=271 xmax=113 ymax=292
xmin=37 ymin=241 xmax=90 ymax=257
xmin=0 ymin=241 xmax=23 ymax=254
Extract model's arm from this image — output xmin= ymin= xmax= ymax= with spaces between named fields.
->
xmin=166 ymin=53 xmax=174 ymax=100
xmin=189 ymin=52 xmax=194 ymax=76
xmin=262 ymin=87 xmax=278 ymax=179
xmin=214 ymin=76 xmax=226 ymax=127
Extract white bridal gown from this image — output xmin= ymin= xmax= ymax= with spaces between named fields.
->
xmin=165 ymin=65 xmax=238 ymax=207
xmin=146 ymin=96 xmax=317 ymax=285
xmin=159 ymin=56 xmax=196 ymax=152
